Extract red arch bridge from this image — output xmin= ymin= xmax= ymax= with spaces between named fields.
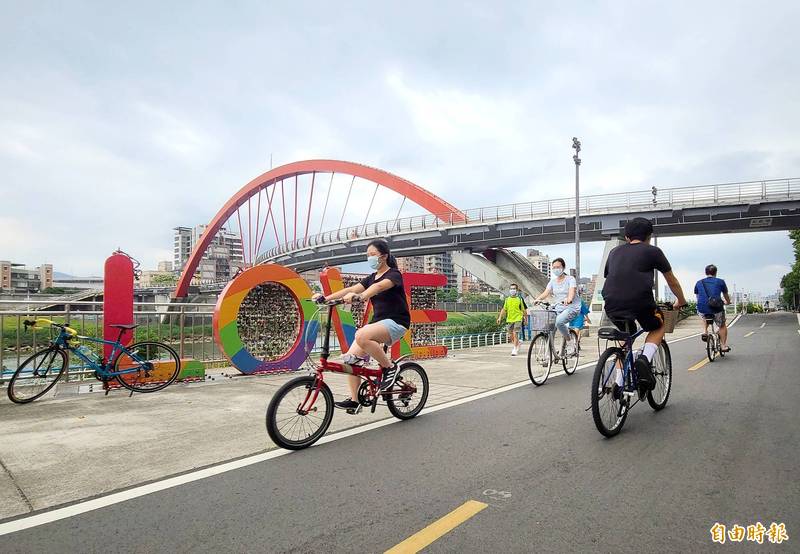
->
xmin=175 ymin=159 xmax=800 ymax=298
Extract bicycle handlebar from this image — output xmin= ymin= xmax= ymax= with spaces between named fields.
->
xmin=314 ymin=296 xmax=363 ymax=306
xmin=23 ymin=318 xmax=77 ymax=335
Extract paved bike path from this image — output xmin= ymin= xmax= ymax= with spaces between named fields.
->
xmin=0 ymin=320 xmax=702 ymax=520
xmin=1 ymin=313 xmax=797 ymax=552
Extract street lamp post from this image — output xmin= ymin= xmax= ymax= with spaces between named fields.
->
xmin=572 ymin=137 xmax=581 ymax=284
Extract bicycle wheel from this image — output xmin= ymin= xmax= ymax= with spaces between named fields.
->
xmin=115 ymin=341 xmax=181 ymax=393
xmin=647 ymin=340 xmax=672 ymax=410
xmin=266 ymin=375 xmax=334 ymax=450
xmin=527 ymin=333 xmax=552 ymax=386
xmin=386 ymin=362 xmax=429 ymax=420
xmin=8 ymin=346 xmax=68 ymax=404
xmin=591 ymin=347 xmax=628 ymax=437
xmin=561 ymin=330 xmax=580 ymax=375
xmin=706 ymin=327 xmax=716 ymax=362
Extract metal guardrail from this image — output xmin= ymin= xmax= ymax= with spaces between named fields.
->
xmin=262 ymin=177 xmax=800 ymax=259
xmin=0 ymin=300 xmax=222 ymax=382
xmin=438 ymin=331 xmax=510 ymax=350
xmin=438 ymin=302 xmax=502 ymax=312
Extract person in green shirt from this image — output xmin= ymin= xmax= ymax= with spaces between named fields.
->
xmin=497 ymin=283 xmax=525 ymax=356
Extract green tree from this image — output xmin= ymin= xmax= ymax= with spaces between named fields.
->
xmin=151 ymin=273 xmax=177 ymax=285
xmin=462 ymin=292 xmax=502 ymax=305
xmin=780 ymin=230 xmax=800 ymax=308
xmin=439 ymin=288 xmax=459 ymax=302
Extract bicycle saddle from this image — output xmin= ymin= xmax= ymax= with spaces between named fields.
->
xmin=598 ymin=327 xmax=631 ymax=341
xmin=110 ymin=324 xmax=140 ymax=330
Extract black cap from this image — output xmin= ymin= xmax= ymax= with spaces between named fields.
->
xmin=623 ymin=217 xmax=654 ymax=241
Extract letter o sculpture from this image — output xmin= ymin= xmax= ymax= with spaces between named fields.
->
xmin=213 ymin=264 xmax=318 ymax=374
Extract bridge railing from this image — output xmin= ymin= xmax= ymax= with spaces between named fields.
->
xmin=261 ymin=177 xmax=800 ymax=260
xmin=0 ymin=300 xmax=225 ymax=382
xmin=438 ymin=331 xmax=510 ymax=350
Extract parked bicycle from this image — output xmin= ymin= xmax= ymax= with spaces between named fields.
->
xmin=702 ymin=315 xmax=726 ymax=363
xmin=526 ymin=301 xmax=580 ymax=386
xmin=590 ymin=304 xmax=675 ymax=437
xmin=7 ymin=318 xmax=181 ymax=403
xmin=266 ymin=297 xmax=429 ymax=450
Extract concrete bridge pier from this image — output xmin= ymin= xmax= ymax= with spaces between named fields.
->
xmin=591 ymin=237 xmax=624 ymax=325
xmin=451 ymin=248 xmax=550 ymax=305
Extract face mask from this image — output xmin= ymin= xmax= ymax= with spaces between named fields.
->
xmin=367 ymin=255 xmax=380 ymax=270
xmin=509 ymin=289 xmax=518 ymax=296
xmin=552 ymin=268 xmax=564 ymax=277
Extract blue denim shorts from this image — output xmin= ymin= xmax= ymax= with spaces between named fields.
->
xmin=378 ymin=319 xmax=409 ymax=344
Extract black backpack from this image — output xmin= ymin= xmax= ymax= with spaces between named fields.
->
xmin=701 ymin=279 xmax=724 ymax=313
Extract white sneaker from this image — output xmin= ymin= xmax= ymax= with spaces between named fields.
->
xmin=511 ymin=347 xmax=518 ymax=356
xmin=566 ymin=339 xmax=578 ymax=357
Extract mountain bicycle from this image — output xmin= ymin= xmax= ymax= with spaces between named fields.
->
xmin=265 ymin=298 xmax=429 ymax=450
xmin=590 ymin=304 xmax=674 ymax=437
xmin=7 ymin=318 xmax=180 ymax=403
xmin=526 ymin=302 xmax=580 ymax=386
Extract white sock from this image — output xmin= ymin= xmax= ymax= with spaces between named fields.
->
xmin=614 ymin=366 xmax=623 ymax=387
xmin=642 ymin=342 xmax=658 ymax=362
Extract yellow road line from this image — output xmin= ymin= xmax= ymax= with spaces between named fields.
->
xmin=688 ymin=358 xmax=710 ymax=372
xmin=744 ymin=331 xmax=755 ymax=338
xmin=385 ymin=500 xmax=488 ymax=553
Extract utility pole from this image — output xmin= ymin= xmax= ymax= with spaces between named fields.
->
xmin=572 ymin=137 xmax=581 ymax=284
xmin=653 ymin=234 xmax=659 ymax=301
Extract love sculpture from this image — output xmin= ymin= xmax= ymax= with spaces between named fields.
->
xmin=212 ymin=264 xmax=448 ymax=375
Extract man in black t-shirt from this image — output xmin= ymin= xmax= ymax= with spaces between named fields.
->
xmin=602 ymin=218 xmax=687 ymax=395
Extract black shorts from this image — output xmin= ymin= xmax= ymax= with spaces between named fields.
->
xmin=608 ymin=306 xmax=664 ymax=334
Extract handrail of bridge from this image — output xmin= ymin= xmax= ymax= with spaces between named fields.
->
xmin=259 ymin=177 xmax=800 ymax=261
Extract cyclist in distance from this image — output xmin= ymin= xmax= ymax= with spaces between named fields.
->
xmin=695 ymin=264 xmax=732 ymax=352
xmin=601 ymin=218 xmax=687 ymax=396
xmin=312 ymin=239 xmax=411 ymax=413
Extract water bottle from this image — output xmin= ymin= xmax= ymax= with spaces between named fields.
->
xmin=76 ymin=345 xmax=99 ymax=363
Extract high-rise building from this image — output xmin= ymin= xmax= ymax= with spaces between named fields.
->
xmin=578 ymin=276 xmax=594 ymax=303
xmin=526 ymin=249 xmax=551 ymax=279
xmin=173 ymin=225 xmax=244 ymax=283
xmin=174 ymin=227 xmax=193 ymax=271
xmin=157 ymin=260 xmax=173 ymax=272
xmin=423 ymin=252 xmax=457 ymax=289
xmin=396 ymin=256 xmax=425 ymax=273
xmin=0 ymin=261 xmax=53 ymax=293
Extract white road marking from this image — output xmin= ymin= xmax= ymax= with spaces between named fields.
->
xmin=760 ymin=322 xmax=766 ymax=328
xmin=0 ymin=315 xmax=742 ymax=537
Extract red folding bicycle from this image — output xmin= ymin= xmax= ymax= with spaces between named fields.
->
xmin=265 ymin=298 xmax=429 ymax=450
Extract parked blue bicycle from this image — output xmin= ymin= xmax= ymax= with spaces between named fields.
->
xmin=590 ymin=305 xmax=674 ymax=437
xmin=7 ymin=318 xmax=180 ymax=403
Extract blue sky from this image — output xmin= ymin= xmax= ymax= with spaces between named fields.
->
xmin=1 ymin=1 xmax=798 ymax=297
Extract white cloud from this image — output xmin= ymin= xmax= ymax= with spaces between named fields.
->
xmin=0 ymin=0 xmax=797 ymax=295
